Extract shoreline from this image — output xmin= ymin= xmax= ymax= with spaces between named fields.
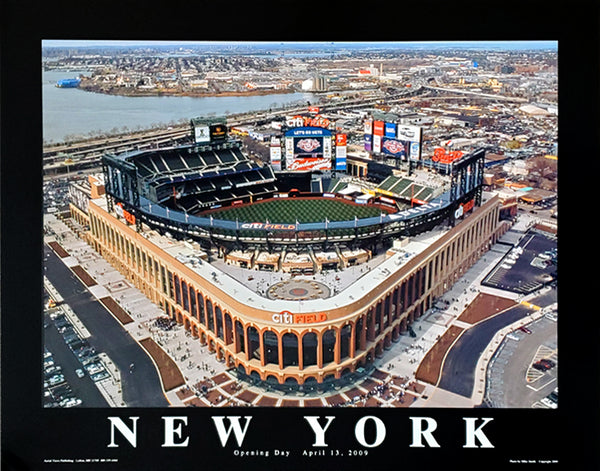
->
xmin=77 ymin=84 xmax=297 ymax=99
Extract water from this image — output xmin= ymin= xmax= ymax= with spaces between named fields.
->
xmin=42 ymin=70 xmax=315 ymax=144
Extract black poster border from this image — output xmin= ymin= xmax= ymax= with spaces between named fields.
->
xmin=2 ymin=1 xmax=599 ymax=470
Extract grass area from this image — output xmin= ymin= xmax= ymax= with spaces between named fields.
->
xmin=204 ymin=197 xmax=386 ymax=224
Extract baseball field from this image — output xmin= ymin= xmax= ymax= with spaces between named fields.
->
xmin=202 ymin=197 xmax=393 ymax=224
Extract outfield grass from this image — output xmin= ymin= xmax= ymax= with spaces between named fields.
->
xmin=204 ymin=197 xmax=387 ymax=224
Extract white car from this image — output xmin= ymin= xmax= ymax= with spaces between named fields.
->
xmin=75 ymin=369 xmax=85 ymax=378
xmin=61 ymin=397 xmax=82 ymax=408
xmin=540 ymin=397 xmax=557 ymax=409
xmin=85 ymin=364 xmax=105 ymax=375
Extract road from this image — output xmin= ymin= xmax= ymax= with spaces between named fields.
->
xmin=43 ymin=244 xmax=170 ymax=407
xmin=437 ymin=304 xmax=533 ymax=397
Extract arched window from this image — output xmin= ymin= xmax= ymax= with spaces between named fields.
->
xmin=247 ymin=326 xmax=260 ymax=360
xmin=189 ymin=286 xmax=197 ymax=319
xmin=235 ymin=320 xmax=245 ymax=354
xmin=282 ymin=333 xmax=298 ymax=367
xmin=302 ymin=332 xmax=318 ymax=368
xmin=322 ymin=329 xmax=336 ymax=364
xmin=340 ymin=324 xmax=352 ymax=360
xmin=224 ymin=313 xmax=233 ymax=345
xmin=173 ymin=274 xmax=181 ymax=305
xmin=355 ymin=317 xmax=364 ymax=352
xmin=215 ymin=305 xmax=224 ymax=340
xmin=181 ymin=280 xmax=189 ymax=311
xmin=197 ymin=292 xmax=205 ymax=325
xmin=206 ymin=299 xmax=214 ymax=333
xmin=263 ymin=330 xmax=279 ymax=365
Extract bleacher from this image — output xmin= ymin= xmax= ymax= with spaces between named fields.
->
xmin=129 ymin=143 xmax=278 ymax=214
xmin=134 ymin=145 xmax=246 ymax=178
xmin=376 ymin=175 xmax=436 ymax=202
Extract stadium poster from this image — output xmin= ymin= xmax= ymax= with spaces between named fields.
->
xmin=381 ymin=137 xmax=409 ymax=158
xmin=373 ymin=134 xmax=382 ymax=153
xmin=364 ymin=133 xmax=372 ymax=151
xmin=294 ymin=136 xmax=323 ymax=156
xmin=373 ymin=120 xmax=385 ymax=136
xmin=193 ymin=124 xmax=210 ymax=143
xmin=270 ymin=146 xmax=282 ymax=170
xmin=288 ymin=157 xmax=331 ymax=171
xmin=397 ymin=124 xmax=422 ymax=143
xmin=384 ymin=122 xmax=396 ymax=138
xmin=3 ymin=18 xmax=595 ymax=471
xmin=335 ymin=146 xmax=347 ymax=171
xmin=209 ymin=123 xmax=227 ymax=141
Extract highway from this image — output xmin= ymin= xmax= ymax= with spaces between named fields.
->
xmin=423 ymin=85 xmax=528 ymax=103
xmin=42 ymin=82 xmax=527 ymax=178
xmin=43 ymin=243 xmax=170 ymax=407
xmin=42 ymin=86 xmax=427 ymax=176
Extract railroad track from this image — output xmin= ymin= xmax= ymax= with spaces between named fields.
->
xmin=42 ymin=87 xmax=428 ymax=177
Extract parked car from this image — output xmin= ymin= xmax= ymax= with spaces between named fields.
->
xmin=539 ymin=358 xmax=556 ymax=368
xmin=532 ymin=361 xmax=550 ymax=372
xmin=61 ymin=397 xmax=82 ymax=408
xmin=91 ymin=371 xmax=110 ymax=382
xmin=541 ymin=397 xmax=557 ymax=409
xmin=519 ymin=326 xmax=532 ymax=334
xmin=85 ymin=363 xmax=105 ymax=375
xmin=47 ymin=374 xmax=65 ymax=386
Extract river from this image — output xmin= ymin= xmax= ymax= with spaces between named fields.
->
xmin=42 ymin=70 xmax=315 ymax=144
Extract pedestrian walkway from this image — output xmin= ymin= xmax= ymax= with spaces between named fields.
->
xmin=43 ymin=211 xmax=553 ymax=409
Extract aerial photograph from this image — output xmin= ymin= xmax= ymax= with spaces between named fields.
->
xmin=41 ymin=40 xmax=558 ymax=411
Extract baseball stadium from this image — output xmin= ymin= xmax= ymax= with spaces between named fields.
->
xmin=76 ymin=116 xmax=511 ymax=388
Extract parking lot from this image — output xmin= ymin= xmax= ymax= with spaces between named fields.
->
xmin=43 ymin=306 xmax=110 ymax=408
xmin=482 ymin=229 xmax=557 ymax=294
xmin=485 ymin=304 xmax=558 ymax=408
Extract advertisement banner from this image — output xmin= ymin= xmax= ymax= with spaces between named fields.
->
xmin=209 ymin=123 xmax=227 ymax=141
xmin=396 ymin=124 xmax=422 ymax=142
xmin=363 ymin=119 xmax=373 ymax=135
xmin=323 ymin=136 xmax=332 ymax=158
xmin=410 ymin=141 xmax=421 ymax=159
xmin=270 ymin=146 xmax=282 ymax=171
xmin=335 ymin=133 xmax=347 ymax=146
xmin=373 ymin=120 xmax=385 ymax=136
xmin=364 ymin=134 xmax=372 ymax=151
xmin=335 ymin=145 xmax=347 ymax=171
xmin=384 ymin=122 xmax=397 ymax=138
xmin=288 ymin=157 xmax=331 ymax=171
xmin=193 ymin=125 xmax=210 ymax=143
xmin=294 ymin=137 xmax=323 ymax=156
xmin=285 ymin=137 xmax=294 ymax=160
xmin=373 ymin=134 xmax=382 ymax=153
xmin=382 ymin=137 xmax=408 ymax=157
xmin=285 ymin=126 xmax=331 ymax=138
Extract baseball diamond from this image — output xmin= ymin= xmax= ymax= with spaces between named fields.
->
xmin=201 ymin=197 xmax=397 ymax=224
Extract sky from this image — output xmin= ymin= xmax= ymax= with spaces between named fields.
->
xmin=41 ymin=40 xmax=558 ymax=50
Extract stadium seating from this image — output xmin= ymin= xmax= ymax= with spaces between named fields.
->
xmin=376 ymin=176 xmax=436 ymax=203
xmin=129 ymin=144 xmax=278 ymax=214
